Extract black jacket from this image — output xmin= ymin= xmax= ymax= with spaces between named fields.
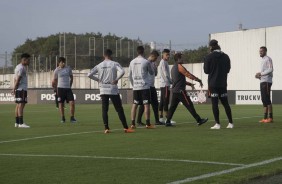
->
xmin=204 ymin=50 xmax=230 ymax=88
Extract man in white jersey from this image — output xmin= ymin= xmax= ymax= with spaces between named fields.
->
xmin=13 ymin=53 xmax=30 ymax=128
xmin=129 ymin=46 xmax=154 ymax=129
xmin=255 ymin=46 xmax=274 ymax=123
xmin=136 ymin=50 xmax=164 ymax=126
xmin=158 ymin=49 xmax=174 ymax=123
xmin=52 ymin=57 xmax=77 ymax=123
xmin=88 ymin=49 xmax=134 ymax=133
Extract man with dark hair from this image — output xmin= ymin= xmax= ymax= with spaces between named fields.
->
xmin=129 ymin=46 xmax=154 ymax=129
xmin=52 ymin=57 xmax=77 ymax=123
xmin=136 ymin=50 xmax=164 ymax=126
xmin=13 ymin=53 xmax=31 ymax=128
xmin=165 ymin=53 xmax=208 ymax=127
xmin=255 ymin=46 xmax=274 ymax=123
xmin=204 ymin=39 xmax=233 ymax=129
xmin=158 ymin=49 xmax=175 ymax=123
xmin=88 ymin=49 xmax=134 ymax=133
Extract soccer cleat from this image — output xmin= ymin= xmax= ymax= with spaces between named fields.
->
xmin=155 ymin=121 xmax=165 ymax=125
xmin=15 ymin=123 xmax=19 ymax=128
xmin=211 ymin=123 xmax=220 ymax=130
xmin=197 ymin=118 xmax=208 ymax=126
xmin=18 ymin=123 xmax=30 ymax=128
xmin=159 ymin=118 xmax=165 ymax=123
xmin=70 ymin=117 xmax=77 ymax=123
xmin=263 ymin=118 xmax=273 ymax=123
xmin=104 ymin=129 xmax=110 ymax=134
xmin=226 ymin=123 xmax=234 ymax=129
xmin=137 ymin=122 xmax=146 ymax=127
xmin=259 ymin=119 xmax=267 ymax=123
xmin=124 ymin=129 xmax=135 ymax=133
xmin=61 ymin=118 xmax=66 ymax=123
xmin=165 ymin=123 xmax=175 ymax=127
xmin=146 ymin=124 xmax=155 ymax=129
xmin=130 ymin=124 xmax=136 ymax=129
xmin=170 ymin=120 xmax=176 ymax=124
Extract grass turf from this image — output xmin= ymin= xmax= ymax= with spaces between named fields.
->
xmin=0 ymin=104 xmax=281 ymax=184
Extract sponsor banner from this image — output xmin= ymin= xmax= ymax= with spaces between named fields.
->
xmin=0 ymin=92 xmax=14 ymax=102
xmin=236 ymin=91 xmax=272 ymax=105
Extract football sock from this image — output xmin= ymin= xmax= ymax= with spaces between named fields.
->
xmin=269 ymin=113 xmax=273 ymax=119
xmin=264 ymin=113 xmax=268 ymax=119
xmin=19 ymin=116 xmax=23 ymax=124
xmin=16 ymin=117 xmax=19 ymax=124
xmin=146 ymin=119 xmax=150 ymax=126
xmin=131 ymin=120 xmax=135 ymax=126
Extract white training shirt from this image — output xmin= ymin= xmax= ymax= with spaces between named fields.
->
xmin=14 ymin=63 xmax=28 ymax=91
xmin=148 ymin=61 xmax=158 ymax=87
xmin=88 ymin=59 xmax=125 ymax=95
xmin=158 ymin=59 xmax=172 ymax=88
xmin=128 ymin=56 xmax=153 ymax=90
xmin=260 ymin=56 xmax=273 ymax=83
xmin=54 ymin=66 xmax=73 ymax=88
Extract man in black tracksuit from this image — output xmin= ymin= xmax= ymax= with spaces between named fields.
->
xmin=204 ymin=39 xmax=233 ymax=129
xmin=165 ymin=53 xmax=208 ymax=127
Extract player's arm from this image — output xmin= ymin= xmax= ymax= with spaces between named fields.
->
xmin=161 ymin=62 xmax=172 ymax=84
xmin=12 ymin=76 xmax=22 ymax=95
xmin=226 ymin=55 xmax=231 ymax=73
xmin=70 ymin=75 xmax=73 ymax=87
xmin=153 ymin=63 xmax=158 ymax=76
xmin=261 ymin=59 xmax=273 ymax=76
xmin=178 ymin=64 xmax=203 ymax=87
xmin=147 ymin=61 xmax=154 ymax=75
xmin=128 ymin=64 xmax=133 ymax=86
xmin=52 ymin=68 xmax=58 ymax=88
xmin=113 ymin=63 xmax=125 ymax=85
xmin=87 ymin=66 xmax=99 ymax=82
xmin=186 ymin=81 xmax=196 ymax=90
xmin=203 ymin=56 xmax=210 ymax=74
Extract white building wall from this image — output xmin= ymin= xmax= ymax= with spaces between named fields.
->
xmin=210 ymin=26 xmax=282 ymax=90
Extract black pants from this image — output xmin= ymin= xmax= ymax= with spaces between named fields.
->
xmin=166 ymin=91 xmax=201 ymax=123
xmin=137 ymin=87 xmax=159 ymax=123
xmin=101 ymin=94 xmax=128 ymax=129
xmin=159 ymin=86 xmax=170 ymax=112
xmin=260 ymin=82 xmax=272 ymax=107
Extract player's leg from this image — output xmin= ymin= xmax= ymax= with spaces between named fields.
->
xmin=136 ymin=105 xmax=145 ymax=126
xmin=159 ymin=87 xmax=165 ymax=120
xmin=57 ymin=88 xmax=66 ymax=122
xmin=17 ymin=90 xmax=29 ymax=128
xmin=130 ymin=90 xmax=140 ymax=128
xmin=142 ymin=89 xmax=153 ymax=128
xmin=165 ymin=93 xmax=180 ymax=126
xmin=219 ymin=88 xmax=233 ymax=128
xmin=163 ymin=86 xmax=170 ymax=118
xmin=101 ymin=95 xmax=110 ymax=130
xmin=265 ymin=83 xmax=273 ymax=122
xmin=150 ymin=87 xmax=162 ymax=125
xmin=67 ymin=89 xmax=76 ymax=122
xmin=260 ymin=82 xmax=269 ymax=122
xmin=210 ymin=88 xmax=220 ymax=129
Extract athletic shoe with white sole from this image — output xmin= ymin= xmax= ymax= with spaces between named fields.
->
xmin=15 ymin=123 xmax=19 ymax=128
xmin=210 ymin=123 xmax=220 ymax=130
xmin=226 ymin=123 xmax=234 ymax=129
xmin=18 ymin=123 xmax=30 ymax=128
xmin=159 ymin=118 xmax=165 ymax=123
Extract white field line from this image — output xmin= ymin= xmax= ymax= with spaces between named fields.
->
xmin=0 ymin=153 xmax=244 ymax=166
xmin=0 ymin=115 xmax=268 ymax=144
xmin=168 ymin=157 xmax=282 ymax=184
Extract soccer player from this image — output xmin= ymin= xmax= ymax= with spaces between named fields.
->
xmin=204 ymin=39 xmax=233 ymax=129
xmin=158 ymin=49 xmax=173 ymax=123
xmin=255 ymin=46 xmax=274 ymax=123
xmin=87 ymin=49 xmax=134 ymax=133
xmin=52 ymin=57 xmax=77 ymax=123
xmin=13 ymin=53 xmax=31 ymax=128
xmin=136 ymin=50 xmax=164 ymax=126
xmin=165 ymin=53 xmax=208 ymax=127
xmin=129 ymin=46 xmax=154 ymax=129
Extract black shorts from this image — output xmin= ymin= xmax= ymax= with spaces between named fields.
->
xmin=57 ymin=88 xmax=74 ymax=103
xmin=260 ymin=82 xmax=272 ymax=106
xmin=15 ymin=90 xmax=27 ymax=103
xmin=133 ymin=89 xmax=151 ymax=105
xmin=208 ymin=87 xmax=228 ymax=98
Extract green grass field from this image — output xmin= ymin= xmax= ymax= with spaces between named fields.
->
xmin=0 ymin=104 xmax=282 ymax=184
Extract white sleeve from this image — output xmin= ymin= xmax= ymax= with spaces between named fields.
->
xmin=87 ymin=66 xmax=99 ymax=81
xmin=115 ymin=63 xmax=125 ymax=80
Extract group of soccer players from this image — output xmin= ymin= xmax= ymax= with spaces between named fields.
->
xmin=12 ymin=39 xmax=274 ymax=131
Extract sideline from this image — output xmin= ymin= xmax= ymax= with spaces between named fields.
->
xmin=0 ymin=153 xmax=245 ymax=166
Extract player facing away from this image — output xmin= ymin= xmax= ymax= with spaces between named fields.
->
xmin=129 ymin=46 xmax=154 ymax=129
xmin=158 ymin=49 xmax=175 ymax=123
xmin=52 ymin=57 xmax=77 ymax=123
xmin=87 ymin=49 xmax=134 ymax=133
xmin=136 ymin=50 xmax=164 ymax=126
xmin=13 ymin=53 xmax=31 ymax=128
xmin=165 ymin=53 xmax=208 ymax=127
xmin=255 ymin=46 xmax=274 ymax=123
xmin=204 ymin=39 xmax=233 ymax=129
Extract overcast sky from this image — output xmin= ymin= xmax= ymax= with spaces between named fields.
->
xmin=0 ymin=0 xmax=281 ymax=53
